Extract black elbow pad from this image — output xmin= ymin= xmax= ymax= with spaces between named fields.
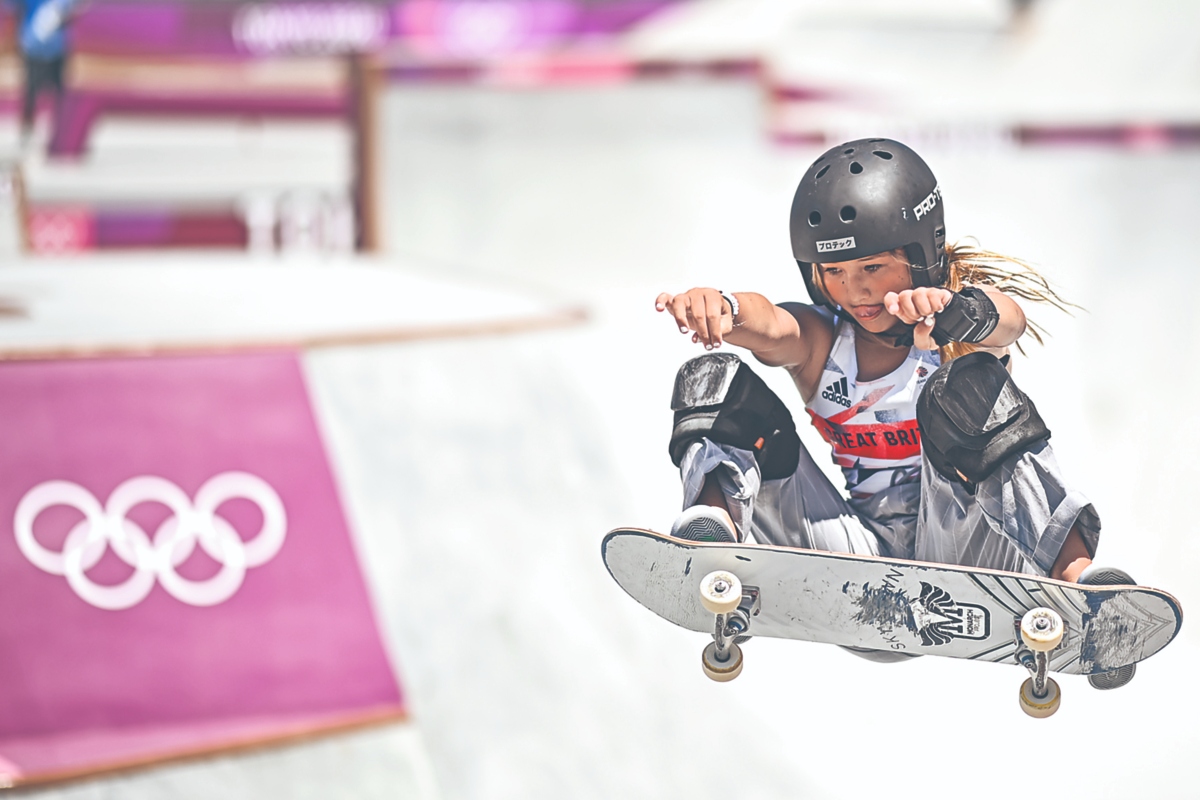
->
xmin=931 ymin=287 xmax=1000 ymax=346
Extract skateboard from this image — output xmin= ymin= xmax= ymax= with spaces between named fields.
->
xmin=601 ymin=528 xmax=1183 ymax=717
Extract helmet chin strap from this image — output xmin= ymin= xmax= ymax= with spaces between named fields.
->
xmin=879 ymin=322 xmax=917 ymax=348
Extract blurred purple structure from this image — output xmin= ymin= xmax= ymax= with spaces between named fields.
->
xmin=0 ymin=0 xmax=690 ymax=253
xmin=8 ymin=0 xmax=677 ymax=57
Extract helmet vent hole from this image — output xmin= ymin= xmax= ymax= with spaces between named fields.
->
xmin=815 ymin=165 xmax=830 ymax=179
xmin=808 ymin=211 xmax=822 ymax=226
xmin=868 ymin=138 xmax=886 ymax=142
xmin=873 ymin=150 xmax=893 ymax=160
xmin=840 ymin=206 xmax=856 ymax=222
xmin=843 ymin=148 xmax=855 ymax=155
xmin=849 ymin=162 xmax=863 ymax=174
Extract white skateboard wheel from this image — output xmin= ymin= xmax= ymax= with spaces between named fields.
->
xmin=1020 ymin=608 xmax=1064 ymax=651
xmin=699 ymin=570 xmax=742 ymax=615
xmin=1019 ymin=677 xmax=1061 ymax=718
xmin=702 ymin=642 xmax=743 ymax=682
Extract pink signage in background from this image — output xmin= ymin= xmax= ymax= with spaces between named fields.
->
xmin=0 ymin=0 xmax=681 ymax=58
xmin=27 ymin=206 xmax=96 ymax=254
xmin=232 ymin=2 xmax=391 ymax=56
xmin=0 ymin=352 xmax=404 ymax=787
xmin=397 ymin=0 xmax=580 ymax=57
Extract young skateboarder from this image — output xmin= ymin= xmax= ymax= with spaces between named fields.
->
xmin=656 ymin=138 xmax=1133 ymax=685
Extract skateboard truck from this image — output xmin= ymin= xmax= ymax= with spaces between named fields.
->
xmin=698 ymin=571 xmax=757 ymax=682
xmin=1015 ymin=608 xmax=1066 ymax=718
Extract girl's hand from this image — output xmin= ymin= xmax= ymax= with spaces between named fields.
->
xmin=884 ymin=287 xmax=953 ymax=350
xmin=655 ymin=288 xmax=733 ymax=350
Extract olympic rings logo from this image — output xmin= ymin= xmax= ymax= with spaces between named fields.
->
xmin=14 ymin=473 xmax=287 ymax=611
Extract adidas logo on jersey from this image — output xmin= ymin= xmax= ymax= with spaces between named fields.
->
xmin=821 ymin=377 xmax=852 ymax=408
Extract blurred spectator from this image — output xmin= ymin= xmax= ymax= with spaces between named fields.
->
xmin=4 ymin=0 xmax=83 ymax=151
xmin=1010 ymin=0 xmax=1036 ymax=34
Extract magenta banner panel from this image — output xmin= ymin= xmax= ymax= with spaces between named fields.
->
xmin=0 ymin=352 xmax=403 ymax=786
xmin=0 ymin=1 xmax=682 ymax=57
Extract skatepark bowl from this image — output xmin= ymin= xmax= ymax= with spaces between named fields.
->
xmin=2 ymin=2 xmax=1200 ymax=798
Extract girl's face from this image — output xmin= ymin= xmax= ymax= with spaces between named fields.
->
xmin=817 ymin=251 xmax=913 ymax=333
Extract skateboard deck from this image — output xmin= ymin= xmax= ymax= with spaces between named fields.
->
xmin=602 ymin=528 xmax=1182 ymax=675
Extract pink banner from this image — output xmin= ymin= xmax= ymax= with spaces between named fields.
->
xmin=0 ymin=352 xmax=403 ymax=786
xmin=27 ymin=206 xmax=96 ymax=254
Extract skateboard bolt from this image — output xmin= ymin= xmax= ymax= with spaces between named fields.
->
xmin=713 ymin=580 xmax=730 ymax=594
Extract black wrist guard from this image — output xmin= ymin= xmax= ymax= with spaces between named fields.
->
xmin=931 ymin=287 xmax=1000 ymax=346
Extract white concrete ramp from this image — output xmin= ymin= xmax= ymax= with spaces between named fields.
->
xmin=0 ymin=254 xmax=583 ymax=359
xmin=0 ymin=251 xmax=583 ymax=799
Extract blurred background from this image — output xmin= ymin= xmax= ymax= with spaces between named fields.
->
xmin=1 ymin=0 xmax=1198 ymax=797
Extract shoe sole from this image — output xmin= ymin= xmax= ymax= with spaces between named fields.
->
xmin=673 ymin=515 xmax=735 ymax=543
xmin=1088 ymin=663 xmax=1136 ymax=690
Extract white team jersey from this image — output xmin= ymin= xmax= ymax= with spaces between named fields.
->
xmin=805 ymin=320 xmax=941 ymax=499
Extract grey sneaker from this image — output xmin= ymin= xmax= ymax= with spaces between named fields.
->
xmin=670 ymin=505 xmax=738 ymax=543
xmin=1079 ymin=564 xmax=1137 ymax=690
xmin=1078 ymin=565 xmax=1136 ymax=586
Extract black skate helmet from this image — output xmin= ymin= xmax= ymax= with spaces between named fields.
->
xmin=789 ymin=138 xmax=947 ymax=310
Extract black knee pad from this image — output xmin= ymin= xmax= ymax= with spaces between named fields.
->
xmin=916 ymin=351 xmax=1050 ymax=487
xmin=668 ymin=353 xmax=800 ymax=480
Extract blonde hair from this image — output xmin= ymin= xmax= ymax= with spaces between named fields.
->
xmin=810 ymin=241 xmax=1076 ymax=362
xmin=938 ymin=240 xmax=1075 ymax=361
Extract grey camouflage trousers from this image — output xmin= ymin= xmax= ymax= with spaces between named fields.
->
xmin=680 ymin=436 xmax=1101 ymax=577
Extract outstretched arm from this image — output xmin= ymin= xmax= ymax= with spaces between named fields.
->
xmin=654 ymin=288 xmax=829 ymax=372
